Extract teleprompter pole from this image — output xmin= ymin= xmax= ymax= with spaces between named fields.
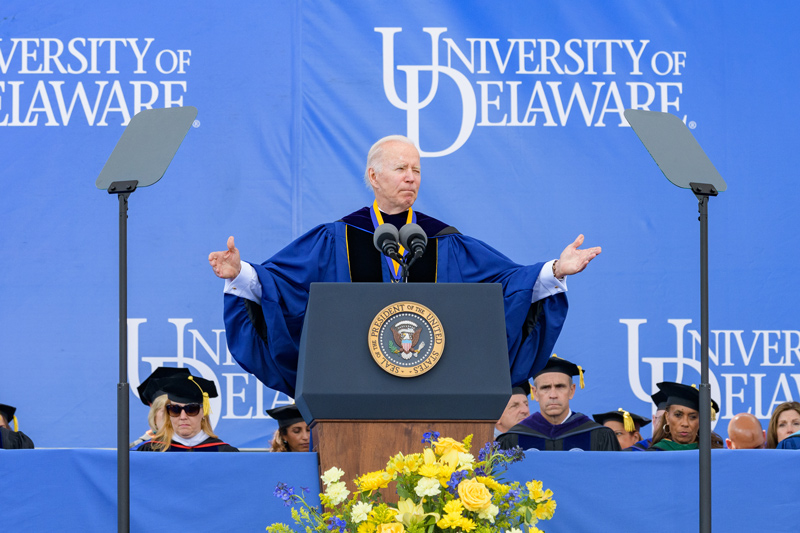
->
xmin=110 ymin=180 xmax=138 ymax=533
xmin=691 ymin=182 xmax=717 ymax=533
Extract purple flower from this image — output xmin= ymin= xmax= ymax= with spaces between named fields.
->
xmin=504 ymin=446 xmax=525 ymax=463
xmin=478 ymin=441 xmax=499 ymax=462
xmin=328 ymin=516 xmax=347 ymax=532
xmin=274 ymin=482 xmax=300 ymax=507
xmin=421 ymin=431 xmax=441 ymax=445
xmin=447 ymin=469 xmax=469 ymax=494
xmin=505 ymin=488 xmax=522 ymax=503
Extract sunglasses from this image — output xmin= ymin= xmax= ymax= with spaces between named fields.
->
xmin=166 ymin=403 xmax=202 ymax=417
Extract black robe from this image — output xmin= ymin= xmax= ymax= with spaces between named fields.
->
xmin=497 ymin=412 xmax=620 ymax=451
xmin=136 ymin=436 xmax=238 ymax=452
xmin=0 ymin=427 xmax=34 ymax=449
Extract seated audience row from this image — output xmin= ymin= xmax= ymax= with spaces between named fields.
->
xmin=497 ymin=355 xmax=730 ymax=452
xmin=7 ymin=362 xmax=800 ymax=453
xmin=130 ymin=366 xmax=310 ymax=452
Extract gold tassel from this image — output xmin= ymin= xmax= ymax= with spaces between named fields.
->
xmin=13 ymin=415 xmax=18 ymax=432
xmin=578 ymin=365 xmax=585 ymax=389
xmin=618 ymin=408 xmax=635 ymax=433
xmin=188 ymin=376 xmax=211 ymax=416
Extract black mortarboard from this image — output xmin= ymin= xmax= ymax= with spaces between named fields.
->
xmin=137 ymin=367 xmax=191 ymax=405
xmin=511 ymin=381 xmax=531 ymax=397
xmin=0 ymin=404 xmax=16 ymax=424
xmin=657 ymin=381 xmax=720 ymax=420
xmin=593 ymin=409 xmax=651 ymax=433
xmin=651 ymin=390 xmax=668 ymax=411
xmin=152 ymin=375 xmax=218 ymax=416
xmin=533 ymin=355 xmax=585 ymax=388
xmin=0 ymin=404 xmax=18 ymax=430
xmin=266 ymin=404 xmax=306 ymax=429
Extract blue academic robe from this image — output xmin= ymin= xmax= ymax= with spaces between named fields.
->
xmin=627 ymin=437 xmax=653 ymax=451
xmin=223 ymin=207 xmax=568 ymax=397
xmin=776 ymin=431 xmax=800 ymax=449
xmin=496 ymin=412 xmax=621 ymax=451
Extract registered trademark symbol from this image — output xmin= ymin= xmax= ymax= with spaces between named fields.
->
xmin=688 ymin=121 xmax=697 ymax=129
xmin=192 ymin=120 xmax=200 ymax=128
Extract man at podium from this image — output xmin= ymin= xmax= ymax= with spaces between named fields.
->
xmin=209 ymin=135 xmax=601 ymax=398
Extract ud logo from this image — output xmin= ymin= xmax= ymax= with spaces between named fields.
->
xmin=368 ymin=301 xmax=445 ymax=377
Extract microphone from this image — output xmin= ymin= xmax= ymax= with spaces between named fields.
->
xmin=373 ymin=223 xmax=401 ymax=260
xmin=399 ymin=223 xmax=427 ymax=259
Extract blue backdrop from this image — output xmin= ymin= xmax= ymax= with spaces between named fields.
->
xmin=2 ymin=1 xmax=800 ymax=448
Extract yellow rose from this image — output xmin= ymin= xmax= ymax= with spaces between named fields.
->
xmin=433 ymin=437 xmax=468 ymax=455
xmin=457 ymin=478 xmax=492 ymax=512
xmin=433 ymin=437 xmax=467 ymax=467
xmin=377 ymin=523 xmax=404 ymax=533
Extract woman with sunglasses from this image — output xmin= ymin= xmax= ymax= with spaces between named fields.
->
xmin=137 ymin=375 xmax=238 ymax=452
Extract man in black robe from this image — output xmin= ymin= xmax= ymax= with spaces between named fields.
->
xmin=496 ymin=357 xmax=619 ymax=451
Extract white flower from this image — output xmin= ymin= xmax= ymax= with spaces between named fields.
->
xmin=325 ymin=481 xmax=350 ymax=506
xmin=478 ymin=503 xmax=499 ymax=523
xmin=457 ymin=452 xmax=475 ymax=469
xmin=414 ymin=476 xmax=441 ymax=497
xmin=508 ymin=529 xmax=523 ymax=533
xmin=351 ymin=501 xmax=373 ymax=523
xmin=321 ymin=467 xmax=345 ymax=486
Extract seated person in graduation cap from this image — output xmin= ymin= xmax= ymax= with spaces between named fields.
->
xmin=130 ymin=366 xmax=194 ymax=449
xmin=624 ymin=391 xmax=668 ymax=451
xmin=494 ymin=382 xmax=531 ymax=439
xmin=0 ymin=403 xmax=34 ymax=449
xmin=592 ymin=408 xmax=650 ymax=451
xmin=649 ymin=381 xmax=721 ymax=451
xmin=496 ymin=356 xmax=620 ymax=451
xmin=209 ymin=135 xmax=602 ymax=398
xmin=726 ymin=413 xmax=765 ymax=449
xmin=137 ymin=375 xmax=238 ymax=452
xmin=266 ymin=404 xmax=310 ymax=452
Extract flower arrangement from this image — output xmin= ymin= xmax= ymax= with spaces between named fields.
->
xmin=267 ymin=432 xmax=556 ymax=533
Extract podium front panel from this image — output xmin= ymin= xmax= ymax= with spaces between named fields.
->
xmin=295 ymin=283 xmax=511 ymax=421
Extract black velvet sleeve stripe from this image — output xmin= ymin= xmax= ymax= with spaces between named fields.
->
xmin=245 ymin=299 xmax=270 ymax=344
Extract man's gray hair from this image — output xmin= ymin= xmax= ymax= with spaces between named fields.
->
xmin=363 ymin=135 xmax=417 ymax=189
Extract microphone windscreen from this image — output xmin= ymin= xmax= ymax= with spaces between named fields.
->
xmin=373 ymin=223 xmax=400 ymax=253
xmin=399 ymin=223 xmax=427 ymax=250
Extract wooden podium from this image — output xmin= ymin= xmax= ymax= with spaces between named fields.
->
xmin=295 ymin=283 xmax=511 ymax=493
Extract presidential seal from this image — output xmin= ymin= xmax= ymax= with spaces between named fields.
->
xmin=368 ymin=301 xmax=445 ymax=377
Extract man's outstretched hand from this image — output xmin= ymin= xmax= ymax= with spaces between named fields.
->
xmin=209 ymin=236 xmax=242 ymax=280
xmin=554 ymin=234 xmax=601 ymax=278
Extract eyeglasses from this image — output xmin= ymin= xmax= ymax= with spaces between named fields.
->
xmin=166 ymin=403 xmax=202 ymax=417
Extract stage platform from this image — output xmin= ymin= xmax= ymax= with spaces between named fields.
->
xmin=2 ymin=448 xmax=798 ymax=531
